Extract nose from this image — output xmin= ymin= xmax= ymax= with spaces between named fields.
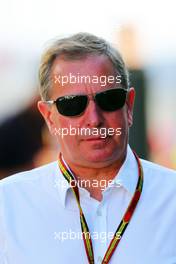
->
xmin=84 ymin=98 xmax=104 ymax=128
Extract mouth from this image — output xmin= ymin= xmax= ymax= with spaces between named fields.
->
xmin=82 ymin=136 xmax=110 ymax=141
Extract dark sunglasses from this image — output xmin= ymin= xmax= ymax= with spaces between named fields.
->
xmin=45 ymin=88 xmax=128 ymax=117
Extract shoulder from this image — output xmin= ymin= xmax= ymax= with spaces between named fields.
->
xmin=140 ymin=158 xmax=176 ymax=198
xmin=0 ymin=161 xmax=58 ymax=192
xmin=0 ymin=161 xmax=60 ymax=255
xmin=141 ymin=158 xmax=176 ymax=179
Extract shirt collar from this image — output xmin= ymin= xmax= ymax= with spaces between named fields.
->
xmin=54 ymin=157 xmax=72 ymax=207
xmin=108 ymin=145 xmax=138 ymax=196
xmin=55 ymin=145 xmax=138 ymax=207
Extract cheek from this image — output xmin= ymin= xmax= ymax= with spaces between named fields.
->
xmin=105 ymin=110 xmax=128 ymax=130
xmin=52 ymin=113 xmax=71 ymax=129
xmin=53 ymin=116 xmax=80 ymax=145
xmin=53 ymin=111 xmax=81 ymax=129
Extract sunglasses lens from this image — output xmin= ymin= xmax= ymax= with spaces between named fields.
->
xmin=96 ymin=89 xmax=127 ymax=111
xmin=55 ymin=95 xmax=88 ymax=116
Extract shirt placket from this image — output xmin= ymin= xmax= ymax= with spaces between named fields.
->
xmin=93 ymin=200 xmax=108 ymax=264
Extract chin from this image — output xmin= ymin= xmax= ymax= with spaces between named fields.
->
xmin=82 ymin=149 xmax=117 ymax=165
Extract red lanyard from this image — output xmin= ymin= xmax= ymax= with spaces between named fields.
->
xmin=58 ymin=151 xmax=143 ymax=264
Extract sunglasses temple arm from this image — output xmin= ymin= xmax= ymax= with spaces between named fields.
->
xmin=44 ymin=100 xmax=55 ymax=105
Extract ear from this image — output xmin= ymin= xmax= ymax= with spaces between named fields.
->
xmin=126 ymin=87 xmax=135 ymax=127
xmin=37 ymin=101 xmax=56 ymax=135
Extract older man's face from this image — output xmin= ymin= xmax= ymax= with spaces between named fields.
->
xmin=38 ymin=55 xmax=135 ymax=168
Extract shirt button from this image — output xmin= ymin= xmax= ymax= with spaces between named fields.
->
xmin=97 ymin=256 xmax=103 ymax=263
xmin=114 ymin=178 xmax=122 ymax=187
xmin=96 ymin=209 xmax=102 ymax=216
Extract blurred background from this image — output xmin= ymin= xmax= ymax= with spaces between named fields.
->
xmin=0 ymin=0 xmax=176 ymax=178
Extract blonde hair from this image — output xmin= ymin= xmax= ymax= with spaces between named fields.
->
xmin=39 ymin=32 xmax=129 ymax=100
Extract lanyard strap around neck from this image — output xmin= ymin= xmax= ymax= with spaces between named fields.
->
xmin=58 ymin=151 xmax=143 ymax=264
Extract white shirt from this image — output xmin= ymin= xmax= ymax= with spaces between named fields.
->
xmin=0 ymin=146 xmax=176 ymax=264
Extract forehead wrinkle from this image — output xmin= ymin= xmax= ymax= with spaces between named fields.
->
xmin=50 ymin=55 xmax=119 ymax=99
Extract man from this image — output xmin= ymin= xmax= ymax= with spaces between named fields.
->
xmin=0 ymin=33 xmax=176 ymax=264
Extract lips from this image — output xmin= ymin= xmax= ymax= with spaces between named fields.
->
xmin=85 ymin=137 xmax=104 ymax=141
xmin=82 ymin=136 xmax=109 ymax=141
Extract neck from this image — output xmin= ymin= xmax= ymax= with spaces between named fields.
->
xmin=63 ymin=153 xmax=126 ymax=202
